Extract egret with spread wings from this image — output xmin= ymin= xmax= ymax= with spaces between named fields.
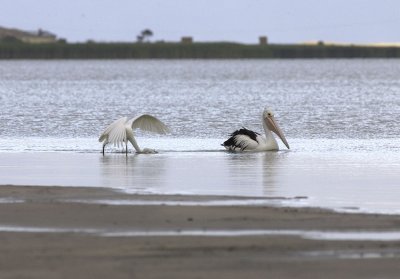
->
xmin=99 ymin=114 xmax=170 ymax=155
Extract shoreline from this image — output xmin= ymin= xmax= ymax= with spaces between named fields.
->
xmin=1 ymin=185 xmax=400 ymax=278
xmin=1 ymin=182 xmax=398 ymax=216
xmin=1 ymin=42 xmax=400 ymax=59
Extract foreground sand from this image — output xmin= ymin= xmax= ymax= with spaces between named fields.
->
xmin=0 ymin=185 xmax=400 ymax=279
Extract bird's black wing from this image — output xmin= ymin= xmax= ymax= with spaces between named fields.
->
xmin=222 ymin=128 xmax=260 ymax=151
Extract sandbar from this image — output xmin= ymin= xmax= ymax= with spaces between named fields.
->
xmin=0 ymin=185 xmax=399 ymax=279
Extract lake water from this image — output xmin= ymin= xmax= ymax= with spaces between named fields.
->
xmin=0 ymin=59 xmax=400 ymax=214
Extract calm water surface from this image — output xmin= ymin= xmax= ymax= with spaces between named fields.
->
xmin=0 ymin=59 xmax=399 ymax=213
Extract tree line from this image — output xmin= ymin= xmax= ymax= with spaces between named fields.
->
xmin=0 ymin=42 xmax=399 ymax=59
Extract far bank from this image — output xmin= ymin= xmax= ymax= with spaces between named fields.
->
xmin=1 ymin=42 xmax=400 ymax=59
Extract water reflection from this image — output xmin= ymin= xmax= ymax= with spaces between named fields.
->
xmin=100 ymin=154 xmax=167 ymax=192
xmin=261 ymin=152 xmax=289 ymax=196
xmin=98 ymin=151 xmax=289 ymax=196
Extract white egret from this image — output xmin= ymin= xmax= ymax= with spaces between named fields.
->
xmin=99 ymin=114 xmax=170 ymax=155
xmin=222 ymin=108 xmax=290 ymax=151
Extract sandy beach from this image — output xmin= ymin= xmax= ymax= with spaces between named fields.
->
xmin=0 ymin=185 xmax=399 ymax=279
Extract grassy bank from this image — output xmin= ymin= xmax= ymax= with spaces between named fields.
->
xmin=0 ymin=42 xmax=400 ymax=59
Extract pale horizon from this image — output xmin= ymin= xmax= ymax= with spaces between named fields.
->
xmin=1 ymin=0 xmax=399 ymax=44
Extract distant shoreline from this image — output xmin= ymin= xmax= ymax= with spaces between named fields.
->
xmin=1 ymin=42 xmax=400 ymax=59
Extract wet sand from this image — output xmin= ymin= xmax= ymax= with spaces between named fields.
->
xmin=1 ymin=185 xmax=400 ymax=279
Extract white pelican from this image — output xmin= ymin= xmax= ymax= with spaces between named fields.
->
xmin=222 ymin=108 xmax=290 ymax=151
xmin=99 ymin=114 xmax=170 ymax=155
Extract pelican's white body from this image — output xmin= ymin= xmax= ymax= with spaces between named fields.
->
xmin=231 ymin=124 xmax=278 ymax=151
xmin=222 ymin=108 xmax=289 ymax=152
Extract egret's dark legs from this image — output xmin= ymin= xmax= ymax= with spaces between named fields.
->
xmin=125 ymin=141 xmax=128 ymax=156
xmin=102 ymin=144 xmax=106 ymax=156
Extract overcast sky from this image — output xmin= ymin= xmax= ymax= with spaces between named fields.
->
xmin=1 ymin=0 xmax=399 ymax=43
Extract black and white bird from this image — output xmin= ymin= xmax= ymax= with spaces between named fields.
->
xmin=99 ymin=114 xmax=170 ymax=155
xmin=222 ymin=108 xmax=290 ymax=151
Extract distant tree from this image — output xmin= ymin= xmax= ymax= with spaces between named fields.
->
xmin=142 ymin=29 xmax=153 ymax=40
xmin=136 ymin=29 xmax=153 ymax=43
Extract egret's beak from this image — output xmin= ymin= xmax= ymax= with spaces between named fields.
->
xmin=265 ymin=116 xmax=290 ymax=149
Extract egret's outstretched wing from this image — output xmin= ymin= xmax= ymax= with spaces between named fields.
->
xmin=99 ymin=117 xmax=128 ymax=147
xmin=129 ymin=114 xmax=170 ymax=134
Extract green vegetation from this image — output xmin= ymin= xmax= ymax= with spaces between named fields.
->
xmin=0 ymin=41 xmax=400 ymax=59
